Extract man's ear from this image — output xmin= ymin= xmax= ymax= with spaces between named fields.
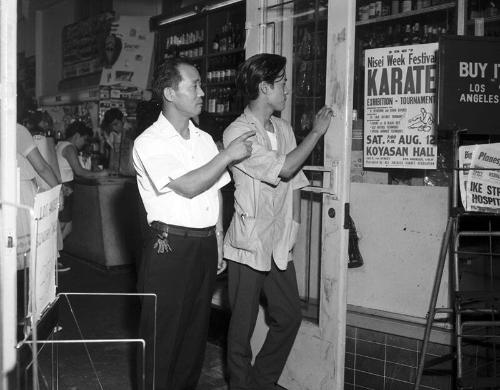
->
xmin=163 ymin=87 xmax=175 ymax=102
xmin=259 ymin=81 xmax=269 ymax=96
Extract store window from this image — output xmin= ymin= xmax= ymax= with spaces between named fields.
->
xmin=353 ymin=0 xmax=457 ymax=186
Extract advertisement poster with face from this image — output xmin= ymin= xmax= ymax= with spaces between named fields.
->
xmin=363 ymin=43 xmax=438 ymax=169
xmin=100 ymin=16 xmax=154 ymax=89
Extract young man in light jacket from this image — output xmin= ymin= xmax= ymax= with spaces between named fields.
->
xmin=223 ymin=53 xmax=334 ymax=390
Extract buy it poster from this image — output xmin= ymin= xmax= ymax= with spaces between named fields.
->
xmin=363 ymin=43 xmax=438 ymax=169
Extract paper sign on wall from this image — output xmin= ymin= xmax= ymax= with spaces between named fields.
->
xmin=363 ymin=43 xmax=438 ymax=169
xmin=459 ymin=143 xmax=500 ymax=214
xmin=100 ymin=16 xmax=154 ymax=89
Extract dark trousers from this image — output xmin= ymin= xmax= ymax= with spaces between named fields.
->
xmin=137 ymin=231 xmax=217 ymax=390
xmin=227 ymin=260 xmax=302 ymax=390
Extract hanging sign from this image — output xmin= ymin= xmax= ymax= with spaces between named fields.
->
xmin=363 ymin=43 xmax=438 ymax=169
xmin=100 ymin=16 xmax=154 ymax=90
xmin=438 ymin=35 xmax=500 ymax=133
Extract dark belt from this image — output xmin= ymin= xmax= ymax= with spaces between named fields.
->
xmin=150 ymin=221 xmax=215 ymax=238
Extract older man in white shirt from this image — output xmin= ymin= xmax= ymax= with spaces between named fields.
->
xmin=133 ymin=57 xmax=254 ymax=390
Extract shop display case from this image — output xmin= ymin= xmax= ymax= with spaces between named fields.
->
xmin=353 ymin=0 xmax=458 ymax=186
xmin=151 ymin=2 xmax=246 ymax=141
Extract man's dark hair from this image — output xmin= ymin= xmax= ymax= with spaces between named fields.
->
xmin=23 ymin=110 xmax=53 ymax=135
xmin=101 ymin=108 xmax=124 ymax=133
xmin=65 ymin=121 xmax=93 ymax=139
xmin=153 ymin=58 xmax=194 ymax=100
xmin=236 ymin=54 xmax=287 ymax=101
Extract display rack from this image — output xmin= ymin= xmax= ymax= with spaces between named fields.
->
xmin=451 ymin=131 xmax=500 ymax=389
xmin=17 ymin=292 xmax=155 ymax=390
xmin=415 ymin=130 xmax=500 ymax=389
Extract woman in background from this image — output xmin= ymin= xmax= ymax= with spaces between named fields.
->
xmin=100 ymin=108 xmax=125 ymax=169
xmin=56 ymin=121 xmax=109 ymax=240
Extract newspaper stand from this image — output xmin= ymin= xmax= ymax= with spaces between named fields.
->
xmin=415 ymin=131 xmax=500 ymax=389
xmin=13 ymin=187 xmax=156 ymax=390
xmin=17 ymin=293 xmax=156 ymax=390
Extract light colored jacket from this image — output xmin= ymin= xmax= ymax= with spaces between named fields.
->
xmin=223 ymin=107 xmax=309 ymax=271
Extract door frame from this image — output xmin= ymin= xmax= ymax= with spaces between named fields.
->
xmin=1 ymin=0 xmax=20 ymax=386
xmin=250 ymin=0 xmax=356 ymax=388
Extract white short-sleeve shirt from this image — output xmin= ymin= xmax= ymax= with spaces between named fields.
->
xmin=133 ymin=113 xmax=230 ymax=228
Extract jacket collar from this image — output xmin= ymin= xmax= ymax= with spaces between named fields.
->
xmin=243 ymin=106 xmax=281 ymax=151
xmin=155 ymin=112 xmax=201 ymax=140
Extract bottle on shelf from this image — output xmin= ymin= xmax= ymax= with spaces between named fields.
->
xmin=219 ymin=24 xmax=227 ymax=52
xmin=391 ymin=0 xmax=400 ymax=14
xmin=212 ymin=32 xmax=220 ymax=52
xmin=421 ymin=24 xmax=430 ymax=42
xmin=165 ymin=29 xmax=205 ymax=59
xmin=412 ymin=22 xmax=422 ymax=44
xmin=216 ymin=88 xmax=224 ymax=114
xmin=392 ymin=24 xmax=403 ymax=45
xmin=234 ymin=24 xmax=243 ymax=48
xmin=298 ymin=29 xmax=314 ymax=60
xmin=223 ymin=87 xmax=231 ymax=113
xmin=402 ymin=23 xmax=413 ymax=45
xmin=486 ymin=1 xmax=499 ymax=17
xmin=208 ymin=88 xmax=217 ymax=113
xmin=401 ymin=0 xmax=412 ymax=12
xmin=227 ymin=22 xmax=234 ymax=51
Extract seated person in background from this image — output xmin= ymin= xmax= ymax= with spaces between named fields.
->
xmin=56 ymin=121 xmax=109 ymax=240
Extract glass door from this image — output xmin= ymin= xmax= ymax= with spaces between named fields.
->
xmin=292 ymin=0 xmax=328 ymax=166
xmin=261 ymin=1 xmax=356 ymax=388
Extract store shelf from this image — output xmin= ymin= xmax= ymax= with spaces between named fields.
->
xmin=295 ymin=16 xmax=328 ymax=28
xmin=204 ymin=112 xmax=240 ymax=117
xmin=356 ymin=2 xmax=455 ymax=26
xmin=295 ymin=56 xmax=327 ymax=63
xmin=467 ymin=15 xmax=500 ymax=25
xmin=205 ymin=80 xmax=237 ymax=87
xmin=154 ymin=2 xmax=245 ymax=140
xmin=164 ymin=53 xmax=204 ymax=61
xmin=295 ymin=96 xmax=324 ymax=100
xmin=207 ymin=48 xmax=245 ymax=58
